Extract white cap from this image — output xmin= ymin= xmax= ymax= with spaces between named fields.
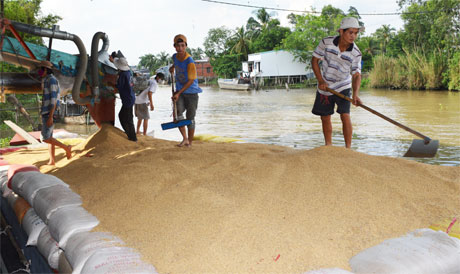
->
xmin=113 ymin=57 xmax=130 ymax=71
xmin=338 ymin=17 xmax=365 ymax=32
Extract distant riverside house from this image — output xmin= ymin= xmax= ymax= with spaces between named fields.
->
xmin=195 ymin=58 xmax=216 ymax=83
xmin=242 ymin=50 xmax=313 ymax=85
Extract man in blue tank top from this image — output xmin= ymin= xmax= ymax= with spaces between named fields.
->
xmin=169 ymin=34 xmax=202 ymax=147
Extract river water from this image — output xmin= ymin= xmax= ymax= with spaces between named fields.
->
xmin=64 ymin=86 xmax=460 ymax=166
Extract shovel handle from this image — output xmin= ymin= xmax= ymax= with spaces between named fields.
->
xmin=325 ymin=87 xmax=432 ymax=142
xmin=171 ymin=76 xmax=177 ymax=122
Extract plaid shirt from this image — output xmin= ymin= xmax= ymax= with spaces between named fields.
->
xmin=41 ymin=74 xmax=60 ymax=115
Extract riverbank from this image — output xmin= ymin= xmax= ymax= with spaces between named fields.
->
xmin=3 ymin=125 xmax=459 ymax=273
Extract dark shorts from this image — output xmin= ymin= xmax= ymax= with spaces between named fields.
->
xmin=176 ymin=93 xmax=199 ymax=130
xmin=135 ymin=103 xmax=150 ymax=120
xmin=312 ymin=89 xmax=351 ymax=116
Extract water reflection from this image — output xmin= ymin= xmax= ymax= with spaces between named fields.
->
xmin=107 ymin=86 xmax=460 ymax=166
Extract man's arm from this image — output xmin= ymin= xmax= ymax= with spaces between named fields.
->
xmin=46 ymin=79 xmax=59 ymax=127
xmin=47 ymin=103 xmax=57 ymax=127
xmin=311 ymin=56 xmax=327 ymax=91
xmin=148 ymin=92 xmax=154 ymax=111
xmin=172 ymin=79 xmax=193 ymax=101
xmin=351 ymin=72 xmax=362 ymax=106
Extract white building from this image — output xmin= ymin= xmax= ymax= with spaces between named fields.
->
xmin=242 ymin=50 xmax=312 ymax=84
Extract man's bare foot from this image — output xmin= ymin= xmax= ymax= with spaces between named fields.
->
xmin=177 ymin=140 xmax=189 ymax=147
xmin=47 ymin=161 xmax=55 ymax=165
xmin=65 ymin=145 xmax=72 ymax=159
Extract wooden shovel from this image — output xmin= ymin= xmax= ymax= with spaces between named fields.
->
xmin=325 ymin=87 xmax=439 ymax=158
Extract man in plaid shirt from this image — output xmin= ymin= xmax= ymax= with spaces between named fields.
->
xmin=39 ymin=60 xmax=72 ymax=165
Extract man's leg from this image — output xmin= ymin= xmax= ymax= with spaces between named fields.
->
xmin=136 ymin=119 xmax=142 ymax=135
xmin=119 ymin=108 xmax=128 ymax=133
xmin=143 ymin=119 xmax=148 ymax=135
xmin=125 ymin=107 xmax=137 ymax=141
xmin=187 ymin=128 xmax=195 ymax=146
xmin=320 ymin=115 xmax=333 ymax=146
xmin=120 ymin=106 xmax=137 ymax=141
xmin=176 ymin=95 xmax=189 ymax=146
xmin=340 ymin=113 xmax=352 ymax=148
xmin=184 ymin=94 xmax=198 ymax=147
xmin=177 ymin=126 xmax=189 ymax=147
xmin=43 ymin=138 xmax=72 ymax=165
xmin=48 ymin=144 xmax=55 ymax=165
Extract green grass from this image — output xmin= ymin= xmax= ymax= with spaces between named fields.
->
xmin=369 ymin=50 xmax=449 ymax=90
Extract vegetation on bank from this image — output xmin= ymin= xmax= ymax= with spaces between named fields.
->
xmin=138 ymin=0 xmax=459 ymax=91
xmin=367 ymin=0 xmax=459 ymax=90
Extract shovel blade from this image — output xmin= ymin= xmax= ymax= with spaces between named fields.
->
xmin=403 ymin=139 xmax=439 ymax=158
xmin=161 ymin=119 xmax=192 ymax=130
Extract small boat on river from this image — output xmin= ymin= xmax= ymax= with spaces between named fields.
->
xmin=217 ymin=78 xmax=251 ymax=90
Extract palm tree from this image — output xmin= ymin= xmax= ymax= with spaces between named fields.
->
xmin=359 ymin=36 xmax=380 ymax=57
xmin=374 ymin=25 xmax=396 ymax=54
xmin=230 ymin=26 xmax=250 ymax=62
xmin=256 ymin=8 xmax=272 ymax=29
xmin=156 ymin=51 xmax=171 ymax=67
xmin=138 ymin=54 xmax=158 ymax=71
xmin=246 ymin=8 xmax=276 ymax=39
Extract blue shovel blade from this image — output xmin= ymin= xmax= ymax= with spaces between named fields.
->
xmin=161 ymin=119 xmax=192 ymax=130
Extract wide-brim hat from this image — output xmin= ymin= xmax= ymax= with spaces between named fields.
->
xmin=40 ymin=60 xmax=53 ymax=69
xmin=113 ymin=57 xmax=130 ymax=71
xmin=337 ymin=17 xmax=365 ymax=32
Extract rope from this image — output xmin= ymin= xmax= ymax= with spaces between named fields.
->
xmin=0 ymin=224 xmax=12 ymax=235
xmin=10 ymin=264 xmax=31 ymax=274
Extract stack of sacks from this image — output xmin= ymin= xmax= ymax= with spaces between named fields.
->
xmin=349 ymin=229 xmax=460 ymax=274
xmin=2 ymin=164 xmax=158 ymax=273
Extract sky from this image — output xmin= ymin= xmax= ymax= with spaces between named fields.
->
xmin=40 ymin=0 xmax=405 ymax=66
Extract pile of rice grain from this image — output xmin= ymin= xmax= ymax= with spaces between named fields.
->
xmin=4 ymin=125 xmax=459 ymax=273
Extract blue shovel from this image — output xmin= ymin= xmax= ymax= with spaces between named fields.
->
xmin=161 ymin=76 xmax=191 ymax=130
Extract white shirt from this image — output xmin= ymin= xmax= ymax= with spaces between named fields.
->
xmin=312 ymin=36 xmax=362 ymax=96
xmin=135 ymin=79 xmax=157 ymax=104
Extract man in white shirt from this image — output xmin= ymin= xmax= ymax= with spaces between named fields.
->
xmin=311 ymin=17 xmax=364 ymax=148
xmin=135 ymin=73 xmax=164 ymax=135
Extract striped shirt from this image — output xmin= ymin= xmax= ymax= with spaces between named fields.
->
xmin=312 ymin=36 xmax=362 ymax=96
xmin=41 ymin=74 xmax=60 ymax=115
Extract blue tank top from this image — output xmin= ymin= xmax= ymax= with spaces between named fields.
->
xmin=173 ymin=53 xmax=202 ymax=94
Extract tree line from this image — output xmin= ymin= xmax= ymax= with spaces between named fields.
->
xmin=140 ymin=0 xmax=459 ymax=90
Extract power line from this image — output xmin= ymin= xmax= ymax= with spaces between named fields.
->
xmin=201 ymin=0 xmax=453 ymax=16
xmin=202 ymin=0 xmax=321 ymax=14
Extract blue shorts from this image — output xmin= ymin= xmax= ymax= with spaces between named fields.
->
xmin=312 ymin=89 xmax=351 ymax=116
xmin=40 ymin=115 xmax=54 ymax=141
